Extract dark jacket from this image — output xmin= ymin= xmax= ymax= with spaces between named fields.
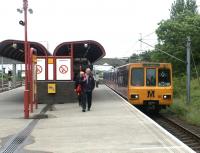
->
xmin=84 ymin=75 xmax=95 ymax=92
xmin=75 ymin=75 xmax=95 ymax=92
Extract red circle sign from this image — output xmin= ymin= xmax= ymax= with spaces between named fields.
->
xmin=36 ymin=65 xmax=42 ymax=74
xmin=59 ymin=65 xmax=68 ymax=74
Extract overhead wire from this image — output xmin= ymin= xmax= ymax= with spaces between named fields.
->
xmin=122 ymin=31 xmax=156 ymax=57
xmin=139 ymin=39 xmax=186 ymax=64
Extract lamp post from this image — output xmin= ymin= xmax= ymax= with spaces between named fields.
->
xmin=23 ymin=0 xmax=29 ymax=119
xmin=18 ymin=1 xmax=33 ymax=118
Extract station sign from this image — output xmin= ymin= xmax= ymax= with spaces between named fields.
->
xmin=56 ymin=58 xmax=71 ymax=80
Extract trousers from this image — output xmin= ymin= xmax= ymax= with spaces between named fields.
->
xmin=82 ymin=91 xmax=92 ymax=110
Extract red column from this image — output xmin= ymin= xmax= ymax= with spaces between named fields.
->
xmin=23 ymin=0 xmax=29 ymax=119
xmin=29 ymin=48 xmax=33 ymax=113
xmin=71 ymin=44 xmax=74 ymax=80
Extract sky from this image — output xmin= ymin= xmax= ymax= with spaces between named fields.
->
xmin=1 ymin=0 xmax=200 ymax=58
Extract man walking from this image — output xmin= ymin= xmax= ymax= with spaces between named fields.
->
xmin=82 ymin=68 xmax=95 ymax=112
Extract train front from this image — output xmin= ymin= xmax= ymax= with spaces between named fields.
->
xmin=128 ymin=63 xmax=173 ymax=111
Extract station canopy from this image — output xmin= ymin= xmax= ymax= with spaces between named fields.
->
xmin=0 ymin=39 xmax=51 ymax=63
xmin=54 ymin=40 xmax=105 ymax=64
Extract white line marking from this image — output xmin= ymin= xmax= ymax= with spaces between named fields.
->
xmin=131 ymin=146 xmax=187 ymax=151
xmin=107 ymin=85 xmax=196 ymax=153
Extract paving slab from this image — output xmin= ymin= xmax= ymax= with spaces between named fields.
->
xmin=0 ymin=87 xmax=45 ymax=149
xmin=23 ymin=85 xmax=195 ymax=153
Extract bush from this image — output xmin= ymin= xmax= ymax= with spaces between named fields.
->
xmin=167 ymin=78 xmax=200 ymax=126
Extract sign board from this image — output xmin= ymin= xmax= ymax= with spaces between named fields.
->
xmin=37 ymin=58 xmax=46 ymax=80
xmin=56 ymin=58 xmax=71 ymax=80
xmin=48 ymin=83 xmax=56 ymax=94
xmin=48 ymin=58 xmax=54 ymax=80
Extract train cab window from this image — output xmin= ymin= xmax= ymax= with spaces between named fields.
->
xmin=131 ymin=68 xmax=144 ymax=86
xmin=146 ymin=68 xmax=156 ymax=86
xmin=158 ymin=69 xmax=171 ymax=86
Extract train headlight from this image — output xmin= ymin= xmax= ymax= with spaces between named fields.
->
xmin=131 ymin=94 xmax=139 ymax=99
xmin=163 ymin=95 xmax=171 ymax=100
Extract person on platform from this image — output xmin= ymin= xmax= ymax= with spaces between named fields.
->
xmin=8 ymin=71 xmax=12 ymax=90
xmin=74 ymin=71 xmax=85 ymax=106
xmin=95 ymin=73 xmax=100 ymax=88
xmin=82 ymin=68 xmax=95 ymax=112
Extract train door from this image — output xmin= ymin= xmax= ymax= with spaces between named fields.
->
xmin=145 ymin=67 xmax=157 ymax=103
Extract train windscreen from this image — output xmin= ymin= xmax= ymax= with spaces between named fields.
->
xmin=131 ymin=68 xmax=144 ymax=86
xmin=158 ymin=69 xmax=171 ymax=86
xmin=146 ymin=68 xmax=156 ymax=86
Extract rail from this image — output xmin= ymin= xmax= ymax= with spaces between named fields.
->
xmin=151 ymin=115 xmax=200 ymax=152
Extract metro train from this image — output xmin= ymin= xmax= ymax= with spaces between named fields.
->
xmin=103 ymin=63 xmax=173 ymax=112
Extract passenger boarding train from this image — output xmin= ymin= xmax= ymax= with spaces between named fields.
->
xmin=103 ymin=63 xmax=173 ymax=112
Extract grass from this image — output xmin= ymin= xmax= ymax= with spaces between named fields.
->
xmin=163 ymin=78 xmax=200 ymax=126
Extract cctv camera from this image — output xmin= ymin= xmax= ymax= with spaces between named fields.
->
xmin=19 ymin=20 xmax=25 ymax=26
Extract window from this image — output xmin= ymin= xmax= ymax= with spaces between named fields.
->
xmin=117 ymin=69 xmax=128 ymax=87
xmin=158 ymin=69 xmax=171 ymax=86
xmin=146 ymin=68 xmax=156 ymax=86
xmin=131 ymin=68 xmax=144 ymax=86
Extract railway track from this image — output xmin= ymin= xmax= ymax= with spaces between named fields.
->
xmin=152 ymin=114 xmax=200 ymax=153
xmin=107 ymin=85 xmax=200 ymax=152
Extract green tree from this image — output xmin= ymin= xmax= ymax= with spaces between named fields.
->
xmin=129 ymin=0 xmax=200 ymax=77
xmin=154 ymin=0 xmax=200 ymax=76
xmin=170 ymin=0 xmax=197 ymax=19
xmin=170 ymin=0 xmax=185 ymax=19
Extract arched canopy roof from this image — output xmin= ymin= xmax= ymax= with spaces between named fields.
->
xmin=0 ymin=39 xmax=51 ymax=62
xmin=54 ymin=40 xmax=105 ymax=64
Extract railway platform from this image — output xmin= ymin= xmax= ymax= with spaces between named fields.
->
xmin=0 ymin=85 xmax=195 ymax=153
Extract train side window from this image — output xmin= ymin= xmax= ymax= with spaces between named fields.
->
xmin=131 ymin=68 xmax=144 ymax=86
xmin=146 ymin=68 xmax=156 ymax=86
xmin=158 ymin=69 xmax=171 ymax=86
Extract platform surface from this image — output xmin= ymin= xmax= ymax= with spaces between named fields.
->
xmin=0 ymin=87 xmax=45 ymax=150
xmin=21 ymin=85 xmax=194 ymax=153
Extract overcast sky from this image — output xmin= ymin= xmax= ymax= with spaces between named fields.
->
xmin=1 ymin=0 xmax=200 ymax=58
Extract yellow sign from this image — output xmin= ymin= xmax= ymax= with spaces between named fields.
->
xmin=48 ymin=58 xmax=54 ymax=64
xmin=48 ymin=83 xmax=56 ymax=94
xmin=32 ymin=55 xmax=37 ymax=63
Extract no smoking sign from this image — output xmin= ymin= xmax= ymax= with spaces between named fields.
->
xmin=36 ymin=65 xmax=42 ymax=74
xmin=59 ymin=65 xmax=68 ymax=74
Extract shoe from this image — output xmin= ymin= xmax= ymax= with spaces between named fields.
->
xmin=82 ymin=110 xmax=86 ymax=112
xmin=87 ymin=108 xmax=90 ymax=111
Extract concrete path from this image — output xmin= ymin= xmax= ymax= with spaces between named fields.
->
xmin=0 ymin=87 xmax=45 ymax=150
xmin=22 ymin=85 xmax=194 ymax=153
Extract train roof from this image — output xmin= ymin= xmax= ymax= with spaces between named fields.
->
xmin=116 ymin=62 xmax=172 ymax=68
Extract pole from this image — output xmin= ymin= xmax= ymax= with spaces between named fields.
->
xmin=1 ymin=56 xmax=3 ymax=90
xmin=13 ymin=64 xmax=17 ymax=88
xmin=29 ymin=48 xmax=33 ymax=113
xmin=186 ymin=36 xmax=191 ymax=104
xmin=140 ymin=33 xmax=142 ymax=52
xmin=23 ymin=0 xmax=29 ymax=119
xmin=20 ymin=63 xmax=22 ymax=86
xmin=71 ymin=43 xmax=74 ymax=80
